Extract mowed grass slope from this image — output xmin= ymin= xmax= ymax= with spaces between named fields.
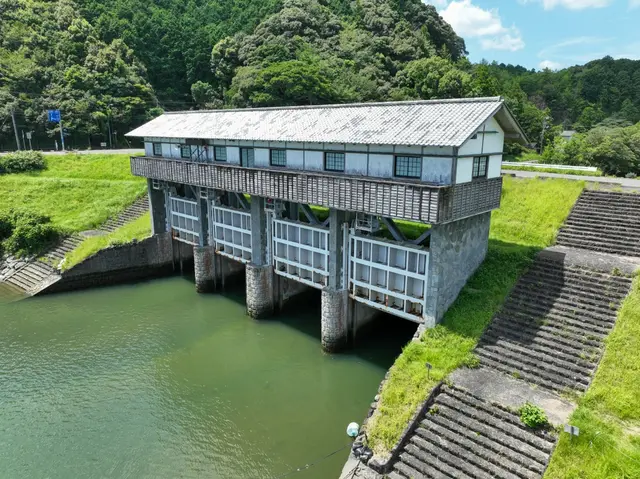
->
xmin=0 ymin=154 xmax=146 ymax=233
xmin=365 ymin=177 xmax=585 ymax=456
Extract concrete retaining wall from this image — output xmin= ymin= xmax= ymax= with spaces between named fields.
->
xmin=425 ymin=212 xmax=491 ymax=326
xmin=39 ymin=233 xmax=193 ymax=295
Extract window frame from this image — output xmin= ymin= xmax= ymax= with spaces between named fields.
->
xmin=152 ymin=142 xmax=162 ymax=157
xmin=180 ymin=144 xmax=191 ymax=159
xmin=214 ymin=146 xmax=227 ymax=162
xmin=393 ymin=155 xmax=422 ymax=179
xmin=324 ymin=151 xmax=346 ymax=172
xmin=240 ymin=147 xmax=254 ymax=167
xmin=472 ymin=156 xmax=488 ymax=179
xmin=270 ymin=149 xmax=287 ymax=167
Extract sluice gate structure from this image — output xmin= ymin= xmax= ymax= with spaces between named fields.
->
xmin=126 ymin=97 xmax=526 ymax=351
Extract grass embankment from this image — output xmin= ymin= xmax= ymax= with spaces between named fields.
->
xmin=545 ymin=277 xmax=640 ymax=479
xmin=365 ymin=177 xmax=585 ymax=456
xmin=0 ymin=154 xmax=145 ymax=232
xmin=62 ymin=212 xmax=152 ymax=271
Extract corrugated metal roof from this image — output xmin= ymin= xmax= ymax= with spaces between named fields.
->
xmin=126 ymin=97 xmax=517 ymax=147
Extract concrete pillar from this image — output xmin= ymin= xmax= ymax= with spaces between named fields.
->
xmin=425 ymin=212 xmax=491 ymax=326
xmin=321 ymin=288 xmax=348 ymax=352
xmin=193 ymin=245 xmax=216 ymax=293
xmin=321 ymin=208 xmax=351 ymax=352
xmin=147 ymin=179 xmax=167 ymax=235
xmin=246 ymin=195 xmax=274 ymax=318
xmin=197 ymin=188 xmax=209 ymax=247
xmin=246 ymin=264 xmax=275 ymax=318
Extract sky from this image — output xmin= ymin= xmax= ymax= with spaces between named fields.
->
xmin=423 ymin=0 xmax=640 ymax=70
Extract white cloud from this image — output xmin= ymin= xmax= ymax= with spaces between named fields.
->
xmin=538 ymin=36 xmax=609 ymax=59
xmin=520 ymin=0 xmax=612 ymax=9
xmin=630 ymin=0 xmax=640 ymax=9
xmin=539 ymin=60 xmax=563 ymax=70
xmin=440 ymin=1 xmax=524 ymax=51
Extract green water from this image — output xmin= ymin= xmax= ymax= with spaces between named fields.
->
xmin=0 ymin=276 xmax=414 ymax=479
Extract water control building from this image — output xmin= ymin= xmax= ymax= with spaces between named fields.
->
xmin=126 ymin=97 xmax=526 ymax=351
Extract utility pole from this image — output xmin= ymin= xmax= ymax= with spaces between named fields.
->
xmin=59 ymin=116 xmax=66 ymax=151
xmin=539 ymin=116 xmax=548 ymax=154
xmin=11 ymin=108 xmax=21 ymax=151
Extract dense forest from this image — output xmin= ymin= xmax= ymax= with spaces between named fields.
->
xmin=1 ymin=0 xmax=640 ymax=172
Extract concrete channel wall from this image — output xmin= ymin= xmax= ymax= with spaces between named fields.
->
xmin=39 ymin=232 xmax=194 ymax=295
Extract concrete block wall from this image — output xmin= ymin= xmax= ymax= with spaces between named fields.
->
xmin=321 ymin=288 xmax=348 ymax=352
xmin=425 ymin=212 xmax=491 ymax=326
xmin=40 ymin=232 xmax=193 ymax=294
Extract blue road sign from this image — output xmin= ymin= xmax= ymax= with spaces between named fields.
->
xmin=48 ymin=110 xmax=61 ymax=123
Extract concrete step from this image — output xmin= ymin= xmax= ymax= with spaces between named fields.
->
xmin=391 ymin=386 xmax=555 ymax=479
xmin=557 ymin=231 xmax=640 ymax=250
xmin=555 ymin=238 xmax=640 ymax=257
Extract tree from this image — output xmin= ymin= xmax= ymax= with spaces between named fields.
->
xmin=226 ymin=61 xmax=339 ymax=107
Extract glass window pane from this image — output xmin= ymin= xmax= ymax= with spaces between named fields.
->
xmin=473 ymin=156 xmax=488 ymax=178
xmin=394 ymin=156 xmax=421 ymax=178
xmin=325 ymin=152 xmax=345 ymax=172
xmin=181 ymin=145 xmax=191 ymax=158
xmin=153 ymin=143 xmax=162 ymax=156
xmin=270 ymin=149 xmax=286 ymax=167
xmin=214 ymin=146 xmax=227 ymax=162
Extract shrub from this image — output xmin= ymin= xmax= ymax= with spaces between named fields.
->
xmin=519 ymin=402 xmax=549 ymax=429
xmin=0 ymin=151 xmax=46 ymax=174
xmin=0 ymin=210 xmax=60 ymax=257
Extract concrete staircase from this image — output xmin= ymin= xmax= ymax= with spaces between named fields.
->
xmin=557 ymin=190 xmax=640 ymax=257
xmin=389 ymin=385 xmax=556 ymax=479
xmin=475 ymin=255 xmax=632 ymax=393
xmin=0 ymin=197 xmax=149 ymax=296
xmin=100 ymin=197 xmax=149 ymax=233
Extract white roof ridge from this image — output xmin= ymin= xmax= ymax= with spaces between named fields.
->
xmin=162 ymin=97 xmax=504 ymax=115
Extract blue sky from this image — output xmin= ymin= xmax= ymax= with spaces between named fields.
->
xmin=424 ymin=0 xmax=640 ymax=70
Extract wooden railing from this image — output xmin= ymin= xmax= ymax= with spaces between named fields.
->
xmin=131 ymin=156 xmax=501 ymax=224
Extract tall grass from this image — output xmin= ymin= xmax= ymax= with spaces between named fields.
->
xmin=365 ymin=177 xmax=584 ymax=456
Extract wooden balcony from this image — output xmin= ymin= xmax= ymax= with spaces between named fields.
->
xmin=131 ymin=156 xmax=502 ymax=224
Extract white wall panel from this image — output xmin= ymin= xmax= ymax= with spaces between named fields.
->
xmin=422 ymin=157 xmax=452 ymax=184
xmin=305 ymin=151 xmax=323 ymax=171
xmin=345 ymin=153 xmax=368 ymax=176
xmin=287 ymin=149 xmax=304 ymax=169
xmin=487 ymin=154 xmax=502 ymax=178
xmin=254 ymin=148 xmax=270 ymax=167
xmin=368 ymin=154 xmax=393 ymax=178
xmin=455 ymin=157 xmax=473 ymax=184
xmin=226 ymin=146 xmax=240 ymax=165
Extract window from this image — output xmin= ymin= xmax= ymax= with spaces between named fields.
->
xmin=214 ymin=146 xmax=227 ymax=162
xmin=325 ymin=152 xmax=345 ymax=172
xmin=152 ymin=143 xmax=162 ymax=156
xmin=180 ymin=145 xmax=191 ymax=159
xmin=270 ymin=149 xmax=287 ymax=167
xmin=240 ymin=147 xmax=254 ymax=167
xmin=394 ymin=156 xmax=422 ymax=179
xmin=472 ymin=156 xmax=488 ymax=179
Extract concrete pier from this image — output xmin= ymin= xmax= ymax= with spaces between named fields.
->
xmin=246 ymin=264 xmax=275 ymax=318
xmin=147 ymin=179 xmax=167 ymax=235
xmin=321 ymin=288 xmax=348 ymax=352
xmin=193 ymin=245 xmax=216 ymax=293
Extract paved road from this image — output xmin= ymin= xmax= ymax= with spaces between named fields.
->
xmin=0 ymin=149 xmax=143 ymax=156
xmin=502 ymin=169 xmax=640 ymax=189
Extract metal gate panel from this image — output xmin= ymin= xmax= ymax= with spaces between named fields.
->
xmin=349 ymin=233 xmax=429 ymax=323
xmin=169 ymin=196 xmax=200 ymax=245
xmin=211 ymin=205 xmax=252 ymax=263
xmin=272 ymin=219 xmax=330 ymax=289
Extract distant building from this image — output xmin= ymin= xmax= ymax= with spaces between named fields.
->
xmin=126 ymin=97 xmax=527 ymax=351
xmin=560 ymin=130 xmax=577 ymax=141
